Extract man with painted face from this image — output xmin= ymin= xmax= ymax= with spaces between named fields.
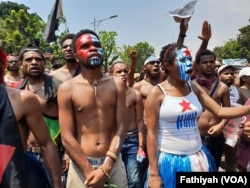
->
xmin=192 ymin=49 xmax=231 ymax=170
xmin=57 ymin=29 xmax=128 ymax=188
xmin=145 ymin=43 xmax=250 ymax=188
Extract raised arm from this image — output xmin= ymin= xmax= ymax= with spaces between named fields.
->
xmin=177 ymin=19 xmax=188 ymax=45
xmin=195 ymin=20 xmax=212 ymax=59
xmin=127 ymin=50 xmax=138 ymax=87
xmin=192 ymin=82 xmax=250 ymax=119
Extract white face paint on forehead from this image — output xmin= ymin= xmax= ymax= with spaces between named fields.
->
xmin=77 ymin=33 xmax=100 ymax=45
xmin=90 ymin=34 xmax=99 ymax=43
xmin=176 ymin=48 xmax=193 ymax=81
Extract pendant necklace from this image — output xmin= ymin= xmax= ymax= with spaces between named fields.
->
xmin=83 ymin=73 xmax=103 ymax=96
xmin=27 ymin=82 xmax=44 ymax=94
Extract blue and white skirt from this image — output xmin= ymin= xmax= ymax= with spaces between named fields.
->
xmin=144 ymin=145 xmax=216 ymax=188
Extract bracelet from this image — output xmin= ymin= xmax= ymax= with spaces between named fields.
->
xmin=106 ymin=150 xmax=117 ymax=162
xmin=99 ymin=166 xmax=110 ymax=179
xmin=139 ymin=145 xmax=145 ymax=148
xmin=179 ymin=34 xmax=186 ymax=37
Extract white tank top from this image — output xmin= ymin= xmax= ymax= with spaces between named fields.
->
xmin=229 ymin=85 xmax=239 ymax=104
xmin=157 ymin=82 xmax=203 ymax=155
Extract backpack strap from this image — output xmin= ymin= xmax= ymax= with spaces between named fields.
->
xmin=209 ymin=79 xmax=219 ymax=97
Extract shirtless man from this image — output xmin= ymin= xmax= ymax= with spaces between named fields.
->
xmin=0 ymin=47 xmax=62 ymax=188
xmin=4 ymin=54 xmax=23 ymax=88
xmin=192 ymin=49 xmax=230 ymax=170
xmin=50 ymin=33 xmax=81 ymax=82
xmin=132 ymin=54 xmax=160 ymax=183
xmin=18 ymin=43 xmax=68 ymax=187
xmin=57 ymin=29 xmax=128 ymax=188
xmin=110 ymin=61 xmax=145 ymax=188
xmin=133 ymin=55 xmax=160 ymax=102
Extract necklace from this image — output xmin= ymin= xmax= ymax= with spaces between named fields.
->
xmin=144 ymin=78 xmax=155 ymax=85
xmin=144 ymin=79 xmax=151 ymax=83
xmin=126 ymin=87 xmax=132 ymax=96
xmin=83 ymin=73 xmax=103 ymax=96
xmin=27 ymin=82 xmax=44 ymax=94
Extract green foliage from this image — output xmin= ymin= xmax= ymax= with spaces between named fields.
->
xmin=214 ymin=18 xmax=250 ymax=61
xmin=0 ymin=1 xmax=29 ymax=19
xmin=99 ymin=31 xmax=119 ymax=72
xmin=0 ymin=6 xmax=45 ymax=54
xmin=119 ymin=42 xmax=155 ymax=72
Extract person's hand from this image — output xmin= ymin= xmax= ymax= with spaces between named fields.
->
xmin=84 ymin=167 xmax=109 ymax=188
xmin=62 ymin=153 xmax=70 ymax=172
xmin=137 ymin=147 xmax=146 ymax=162
xmin=44 ymin=53 xmax=56 ymax=63
xmin=148 ymin=174 xmax=163 ymax=188
xmin=207 ymin=123 xmax=224 ymax=137
xmin=198 ymin=20 xmax=211 ymax=41
xmin=130 ymin=50 xmax=137 ymax=60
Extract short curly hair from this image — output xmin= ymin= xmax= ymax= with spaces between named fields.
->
xmin=19 ymin=43 xmax=45 ymax=61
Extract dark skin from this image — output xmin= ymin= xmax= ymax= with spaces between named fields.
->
xmin=6 ymin=87 xmax=63 ymax=188
xmin=50 ymin=39 xmax=79 ymax=82
xmin=21 ymin=51 xmax=70 ymax=173
xmin=145 ymin=49 xmax=250 ymax=187
xmin=58 ymin=32 xmax=127 ymax=187
xmin=193 ymin=55 xmax=231 ymax=136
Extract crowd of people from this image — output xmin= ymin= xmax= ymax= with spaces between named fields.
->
xmin=0 ymin=19 xmax=250 ymax=188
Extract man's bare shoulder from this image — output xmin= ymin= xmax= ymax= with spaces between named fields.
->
xmin=7 ymin=86 xmax=36 ymax=101
xmin=49 ymin=65 xmax=66 ymax=75
xmin=218 ymin=80 xmax=228 ymax=90
xmin=6 ymin=87 xmax=41 ymax=120
xmin=133 ymin=80 xmax=143 ymax=90
xmin=49 ymin=65 xmax=71 ymax=81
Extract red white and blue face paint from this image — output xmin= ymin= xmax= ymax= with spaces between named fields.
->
xmin=76 ymin=34 xmax=103 ymax=67
xmin=176 ymin=48 xmax=193 ymax=81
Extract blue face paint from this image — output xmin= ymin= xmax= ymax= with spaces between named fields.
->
xmin=176 ymin=48 xmax=193 ymax=81
xmin=88 ymin=48 xmax=103 ymax=67
xmin=88 ymin=57 xmax=102 ymax=66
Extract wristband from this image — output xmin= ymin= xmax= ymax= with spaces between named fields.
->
xmin=179 ymin=34 xmax=186 ymax=37
xmin=106 ymin=154 xmax=116 ymax=162
xmin=106 ymin=150 xmax=117 ymax=162
xmin=139 ymin=145 xmax=145 ymax=148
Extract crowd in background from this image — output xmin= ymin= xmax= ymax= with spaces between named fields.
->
xmin=1 ymin=19 xmax=250 ymax=188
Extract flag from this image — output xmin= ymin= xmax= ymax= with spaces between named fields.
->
xmin=42 ymin=0 xmax=65 ymax=43
xmin=0 ymin=85 xmax=28 ymax=187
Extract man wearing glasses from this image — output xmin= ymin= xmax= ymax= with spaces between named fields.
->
xmin=4 ymin=54 xmax=23 ymax=88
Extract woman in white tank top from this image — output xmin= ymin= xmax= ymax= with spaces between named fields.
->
xmin=144 ymin=43 xmax=250 ymax=188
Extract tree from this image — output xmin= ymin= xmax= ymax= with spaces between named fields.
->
xmin=119 ymin=42 xmax=155 ymax=73
xmin=0 ymin=1 xmax=30 ymax=19
xmin=99 ymin=31 xmax=119 ymax=72
xmin=0 ymin=3 xmax=45 ymax=54
xmin=214 ymin=19 xmax=250 ymax=60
